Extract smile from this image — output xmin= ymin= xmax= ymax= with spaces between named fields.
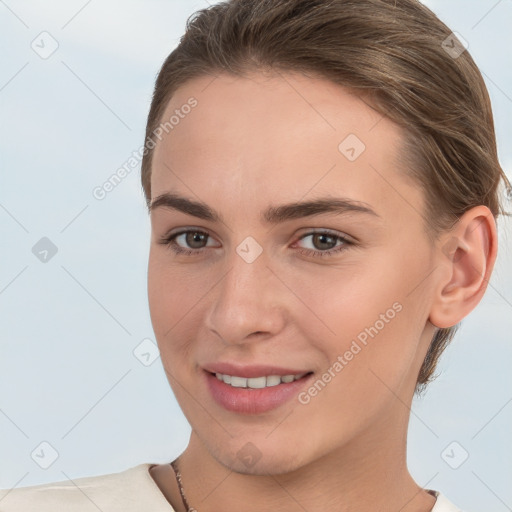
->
xmin=214 ymin=372 xmax=309 ymax=389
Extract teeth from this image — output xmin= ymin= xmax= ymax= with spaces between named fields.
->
xmin=247 ymin=376 xmax=266 ymax=389
xmin=265 ymin=375 xmax=282 ymax=387
xmin=214 ymin=372 xmax=308 ymax=388
xmin=230 ymin=376 xmax=248 ymax=388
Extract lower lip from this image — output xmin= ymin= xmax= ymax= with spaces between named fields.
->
xmin=204 ymin=370 xmax=314 ymax=414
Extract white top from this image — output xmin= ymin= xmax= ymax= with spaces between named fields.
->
xmin=0 ymin=463 xmax=465 ymax=511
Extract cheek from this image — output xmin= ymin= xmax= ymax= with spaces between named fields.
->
xmin=290 ymin=261 xmax=400 ymax=345
xmin=147 ymin=250 xmax=223 ymax=369
xmin=147 ymin=255 xmax=202 ymax=413
xmin=147 ymin=252 xmax=193 ymax=351
xmin=284 ymin=269 xmax=418 ymax=448
xmin=292 ymin=254 xmax=423 ymax=392
xmin=147 ymin=254 xmax=170 ymax=332
xmin=294 ymin=285 xmax=416 ymax=439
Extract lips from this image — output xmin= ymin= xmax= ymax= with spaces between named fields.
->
xmin=203 ymin=361 xmax=312 ymax=379
xmin=203 ymin=369 xmax=314 ymax=414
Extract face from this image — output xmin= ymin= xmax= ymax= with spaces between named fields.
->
xmin=147 ymin=71 xmax=439 ymax=475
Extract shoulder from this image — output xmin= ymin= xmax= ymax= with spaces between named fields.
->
xmin=429 ymin=489 xmax=466 ymax=512
xmin=0 ymin=463 xmax=173 ymax=512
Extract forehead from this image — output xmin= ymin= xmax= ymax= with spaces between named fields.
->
xmin=151 ymin=71 xmax=421 ymax=223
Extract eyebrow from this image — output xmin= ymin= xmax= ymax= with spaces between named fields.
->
xmin=149 ymin=192 xmax=380 ymax=224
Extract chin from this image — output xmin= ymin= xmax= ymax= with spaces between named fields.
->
xmin=208 ymin=438 xmax=308 ymax=476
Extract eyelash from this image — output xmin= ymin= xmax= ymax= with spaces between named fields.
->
xmin=158 ymin=229 xmax=353 ymax=258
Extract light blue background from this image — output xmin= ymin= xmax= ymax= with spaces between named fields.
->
xmin=1 ymin=1 xmax=511 ymax=511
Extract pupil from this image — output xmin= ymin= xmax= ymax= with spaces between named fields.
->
xmin=187 ymin=232 xmax=206 ymax=248
xmin=315 ymin=234 xmax=334 ymax=250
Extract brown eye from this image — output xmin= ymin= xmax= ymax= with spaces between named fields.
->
xmin=310 ymin=233 xmax=338 ymax=251
xmin=295 ymin=231 xmax=353 ymax=258
xmin=183 ymin=231 xmax=209 ymax=249
xmin=158 ymin=229 xmax=217 ymax=256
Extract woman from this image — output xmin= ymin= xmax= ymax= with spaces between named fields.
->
xmin=2 ymin=0 xmax=509 ymax=510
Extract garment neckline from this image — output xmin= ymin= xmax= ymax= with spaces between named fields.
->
xmin=143 ymin=463 xmax=179 ymax=510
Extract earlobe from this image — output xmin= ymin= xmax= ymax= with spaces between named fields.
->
xmin=428 ymin=206 xmax=498 ymax=329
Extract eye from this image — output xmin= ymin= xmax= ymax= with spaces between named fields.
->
xmin=157 ymin=228 xmax=354 ymax=258
xmin=293 ymin=230 xmax=353 ymax=258
xmin=158 ymin=229 xmax=217 ymax=256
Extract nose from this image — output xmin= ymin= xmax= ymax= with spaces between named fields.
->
xmin=204 ymin=246 xmax=287 ymax=346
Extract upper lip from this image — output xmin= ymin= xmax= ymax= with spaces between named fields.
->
xmin=203 ymin=362 xmax=312 ymax=379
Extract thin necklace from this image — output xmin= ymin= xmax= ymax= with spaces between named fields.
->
xmin=170 ymin=459 xmax=197 ymax=512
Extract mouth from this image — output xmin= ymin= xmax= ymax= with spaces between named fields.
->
xmin=208 ymin=370 xmax=313 ymax=389
xmin=203 ymin=369 xmax=315 ymax=414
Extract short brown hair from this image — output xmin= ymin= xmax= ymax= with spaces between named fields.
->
xmin=141 ymin=0 xmax=511 ymax=394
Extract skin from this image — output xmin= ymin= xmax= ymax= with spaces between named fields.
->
xmin=146 ymin=71 xmax=497 ymax=512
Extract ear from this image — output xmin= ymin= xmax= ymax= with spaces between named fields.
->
xmin=429 ymin=205 xmax=498 ymax=329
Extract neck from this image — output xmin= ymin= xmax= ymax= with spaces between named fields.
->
xmin=174 ymin=404 xmax=436 ymax=512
